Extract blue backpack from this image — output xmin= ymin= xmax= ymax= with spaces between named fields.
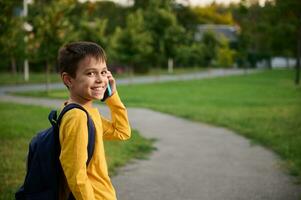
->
xmin=15 ymin=103 xmax=95 ymax=200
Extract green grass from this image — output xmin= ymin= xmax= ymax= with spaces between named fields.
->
xmin=147 ymin=66 xmax=208 ymax=75
xmin=0 ymin=103 xmax=155 ymax=200
xmin=0 ymin=73 xmax=62 ymax=85
xmin=121 ymin=69 xmax=301 ymax=177
xmin=15 ymin=69 xmax=301 ymax=178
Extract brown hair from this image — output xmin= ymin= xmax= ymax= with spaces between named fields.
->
xmin=58 ymin=41 xmax=107 ymax=78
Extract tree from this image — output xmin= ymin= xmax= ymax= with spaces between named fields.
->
xmin=109 ymin=10 xmax=153 ymax=73
xmin=0 ymin=16 xmax=25 ymax=75
xmin=215 ymin=37 xmax=236 ymax=68
xmin=274 ymin=0 xmax=301 ymax=84
xmin=144 ymin=0 xmax=185 ymax=69
xmin=175 ymin=42 xmax=206 ymax=67
xmin=0 ymin=1 xmax=25 ymax=74
xmin=72 ymin=1 xmax=128 ymax=36
xmin=202 ymin=31 xmax=220 ymax=67
xmin=192 ymin=4 xmax=235 ymax=25
xmin=29 ymin=0 xmax=79 ymax=91
xmin=133 ymin=0 xmax=151 ymax=9
xmin=173 ymin=3 xmax=199 ymax=33
xmin=231 ymin=1 xmax=275 ymax=68
xmin=232 ymin=0 xmax=301 ymax=83
xmin=77 ymin=17 xmax=108 ymax=48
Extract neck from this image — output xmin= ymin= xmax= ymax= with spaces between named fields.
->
xmin=67 ymin=96 xmax=93 ymax=108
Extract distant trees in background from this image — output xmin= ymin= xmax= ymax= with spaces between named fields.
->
xmin=0 ymin=0 xmax=300 ymax=82
xmin=230 ymin=0 xmax=301 ymax=83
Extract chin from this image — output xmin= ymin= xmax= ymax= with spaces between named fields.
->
xmin=95 ymin=95 xmax=104 ymax=100
xmin=91 ymin=92 xmax=104 ymax=100
xmin=93 ymin=96 xmax=103 ymax=100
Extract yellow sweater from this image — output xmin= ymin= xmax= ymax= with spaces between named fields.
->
xmin=59 ymin=92 xmax=131 ymax=200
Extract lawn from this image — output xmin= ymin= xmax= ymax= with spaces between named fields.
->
xmin=120 ymin=69 xmax=301 ymax=177
xmin=0 ymin=103 xmax=155 ymax=200
xmin=0 ymin=73 xmax=61 ymax=85
xmin=16 ymin=69 xmax=301 ymax=178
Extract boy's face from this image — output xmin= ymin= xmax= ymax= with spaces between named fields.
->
xmin=68 ymin=56 xmax=109 ymax=104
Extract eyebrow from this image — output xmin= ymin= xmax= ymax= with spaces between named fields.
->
xmin=84 ymin=67 xmax=108 ymax=72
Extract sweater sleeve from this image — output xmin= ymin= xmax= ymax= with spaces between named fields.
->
xmin=59 ymin=109 xmax=95 ymax=200
xmin=102 ymin=92 xmax=131 ymax=140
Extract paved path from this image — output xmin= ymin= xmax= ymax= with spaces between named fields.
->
xmin=1 ymin=70 xmax=300 ymax=200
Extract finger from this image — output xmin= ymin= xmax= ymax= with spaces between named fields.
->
xmin=107 ymin=72 xmax=114 ymax=80
xmin=107 ymin=76 xmax=115 ymax=84
xmin=106 ymin=71 xmax=112 ymax=77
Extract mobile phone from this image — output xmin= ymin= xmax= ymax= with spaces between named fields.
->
xmin=101 ymin=83 xmax=112 ymax=102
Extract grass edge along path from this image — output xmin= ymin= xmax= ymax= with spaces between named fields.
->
xmin=0 ymin=102 xmax=156 ymax=200
xmin=120 ymin=69 xmax=301 ymax=180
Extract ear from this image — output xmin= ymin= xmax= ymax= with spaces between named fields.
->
xmin=61 ymin=72 xmax=73 ymax=89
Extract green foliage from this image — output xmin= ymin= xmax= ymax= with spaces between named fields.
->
xmin=29 ymin=0 xmax=79 ymax=64
xmin=144 ymin=1 xmax=185 ymax=68
xmin=175 ymin=43 xmax=206 ymax=67
xmin=0 ymin=1 xmax=25 ymax=72
xmin=0 ymin=1 xmax=22 ymax=36
xmin=0 ymin=17 xmax=25 ymax=72
xmin=68 ymin=1 xmax=128 ymax=36
xmin=77 ymin=17 xmax=108 ymax=48
xmin=231 ymin=0 xmax=301 ymax=69
xmin=109 ymin=10 xmax=153 ymax=73
xmin=216 ymin=46 xmax=236 ymax=68
xmin=274 ymin=0 xmax=301 ymax=73
xmin=215 ymin=38 xmax=236 ymax=67
xmin=133 ymin=0 xmax=151 ymax=9
xmin=173 ymin=4 xmax=199 ymax=33
xmin=2 ymin=0 xmax=274 ymax=75
xmin=175 ymin=4 xmax=237 ymax=68
xmin=192 ymin=5 xmax=235 ymax=25
xmin=202 ymin=31 xmax=220 ymax=66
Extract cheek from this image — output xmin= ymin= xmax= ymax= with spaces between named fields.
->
xmin=78 ymin=76 xmax=93 ymax=84
xmin=73 ymin=78 xmax=91 ymax=91
xmin=104 ymin=77 xmax=109 ymax=84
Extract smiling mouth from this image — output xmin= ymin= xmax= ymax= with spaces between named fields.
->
xmin=91 ymin=86 xmax=106 ymax=91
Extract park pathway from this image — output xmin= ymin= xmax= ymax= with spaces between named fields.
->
xmin=0 ymin=69 xmax=300 ymax=200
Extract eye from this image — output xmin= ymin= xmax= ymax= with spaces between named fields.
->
xmin=101 ymin=70 xmax=107 ymax=75
xmin=87 ymin=71 xmax=95 ymax=76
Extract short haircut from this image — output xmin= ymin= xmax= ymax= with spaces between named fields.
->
xmin=58 ymin=41 xmax=107 ymax=78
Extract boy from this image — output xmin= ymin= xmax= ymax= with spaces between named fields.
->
xmin=57 ymin=41 xmax=131 ymax=200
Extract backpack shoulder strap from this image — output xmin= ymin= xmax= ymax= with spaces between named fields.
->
xmin=56 ymin=103 xmax=95 ymax=166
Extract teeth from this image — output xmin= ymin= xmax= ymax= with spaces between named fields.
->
xmin=92 ymin=87 xmax=104 ymax=91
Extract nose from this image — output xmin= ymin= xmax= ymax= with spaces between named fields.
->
xmin=96 ymin=73 xmax=108 ymax=84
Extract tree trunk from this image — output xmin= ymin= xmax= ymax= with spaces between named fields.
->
xmin=24 ymin=59 xmax=29 ymax=82
xmin=168 ymin=58 xmax=173 ymax=74
xmin=267 ymin=57 xmax=272 ymax=69
xmin=11 ymin=57 xmax=17 ymax=76
xmin=46 ymin=61 xmax=51 ymax=94
xmin=295 ymin=26 xmax=301 ymax=85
